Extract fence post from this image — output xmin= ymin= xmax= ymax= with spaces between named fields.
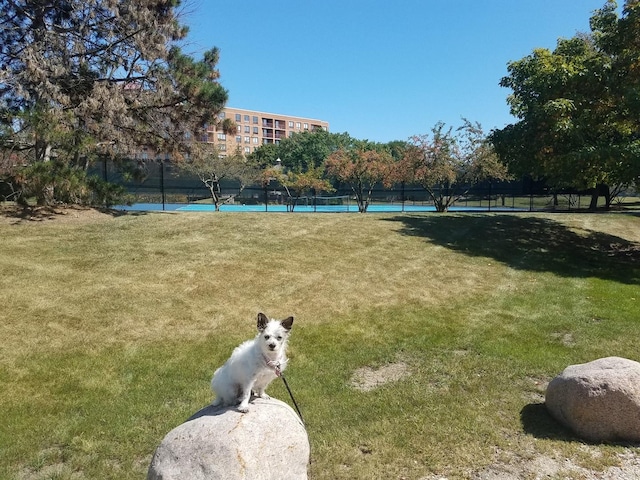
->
xmin=264 ymin=185 xmax=268 ymax=212
xmin=160 ymin=159 xmax=166 ymax=211
xmin=488 ymin=182 xmax=492 ymax=212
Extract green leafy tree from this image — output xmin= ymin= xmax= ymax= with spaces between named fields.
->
xmin=491 ymin=0 xmax=640 ymax=209
xmin=0 ymin=0 xmax=229 ymax=205
xmin=246 ymin=142 xmax=280 ymax=169
xmin=271 ymin=130 xmax=353 ymax=172
xmin=325 ymin=141 xmax=395 ymax=212
xmin=399 ymin=121 xmax=508 ymax=212
xmin=248 ymin=130 xmax=354 ymax=208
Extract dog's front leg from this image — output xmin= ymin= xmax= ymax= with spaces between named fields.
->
xmin=237 ymin=381 xmax=255 ymax=413
xmin=253 ymin=386 xmax=270 ymax=400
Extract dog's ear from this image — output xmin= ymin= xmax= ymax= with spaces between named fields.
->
xmin=280 ymin=316 xmax=294 ymax=331
xmin=257 ymin=312 xmax=269 ymax=331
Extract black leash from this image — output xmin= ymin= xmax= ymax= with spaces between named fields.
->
xmin=280 ymin=373 xmax=305 ymax=426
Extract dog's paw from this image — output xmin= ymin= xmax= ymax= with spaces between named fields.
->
xmin=237 ymin=404 xmax=249 ymax=413
xmin=259 ymin=393 xmax=271 ymax=400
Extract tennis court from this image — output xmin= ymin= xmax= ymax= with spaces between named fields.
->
xmin=116 ymin=203 xmax=525 ymax=213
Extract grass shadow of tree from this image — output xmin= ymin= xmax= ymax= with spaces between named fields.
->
xmin=385 ymin=214 xmax=640 ymax=284
xmin=0 ymin=204 xmax=149 ymax=224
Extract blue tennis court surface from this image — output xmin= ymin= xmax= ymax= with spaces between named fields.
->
xmin=116 ymin=203 xmax=524 ymax=213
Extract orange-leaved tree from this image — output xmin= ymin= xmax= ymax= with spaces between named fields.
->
xmin=399 ymin=120 xmax=509 ymax=212
xmin=325 ymin=142 xmax=395 ymax=212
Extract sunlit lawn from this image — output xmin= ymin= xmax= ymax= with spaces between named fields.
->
xmin=0 ymin=207 xmax=638 ymax=479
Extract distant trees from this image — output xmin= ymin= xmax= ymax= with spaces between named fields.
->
xmin=275 ymin=130 xmax=353 ymax=172
xmin=0 ymin=0 xmax=229 ymax=205
xmin=246 ymin=126 xmax=505 ymax=213
xmin=491 ymin=0 xmax=640 ymax=209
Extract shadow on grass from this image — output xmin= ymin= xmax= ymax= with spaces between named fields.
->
xmin=385 ymin=214 xmax=640 ymax=284
xmin=521 ymin=403 xmax=640 ymax=447
xmin=520 ymin=403 xmax=576 ymax=441
xmin=0 ymin=204 xmax=149 ymax=224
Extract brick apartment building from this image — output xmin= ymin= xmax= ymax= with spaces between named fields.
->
xmin=205 ymin=107 xmax=329 ymax=156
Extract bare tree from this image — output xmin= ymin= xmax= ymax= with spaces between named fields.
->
xmin=178 ymin=145 xmax=259 ymax=211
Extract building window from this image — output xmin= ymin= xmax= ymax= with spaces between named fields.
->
xmin=236 ymin=136 xmax=241 ymax=143
xmin=253 ymin=126 xmax=259 ymax=134
xmin=252 ymin=137 xmax=259 ymax=144
xmin=303 ymin=123 xmax=309 ymax=130
xmin=244 ymin=146 xmax=251 ymax=153
xmin=217 ymin=133 xmax=226 ymax=140
xmin=235 ymin=114 xmax=241 ymax=121
xmin=253 ymin=116 xmax=258 ymax=124
xmin=288 ymin=121 xmax=294 ymax=128
xmin=219 ymin=144 xmax=226 ymax=151
xmin=244 ymin=136 xmax=250 ymax=143
xmin=296 ymin=122 xmax=301 ymax=129
xmin=244 ymin=115 xmax=250 ymax=122
xmin=237 ymin=125 xmax=242 ymax=133
xmin=244 ymin=125 xmax=250 ymax=133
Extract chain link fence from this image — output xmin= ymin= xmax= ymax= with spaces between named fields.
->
xmin=92 ymin=160 xmax=637 ymax=212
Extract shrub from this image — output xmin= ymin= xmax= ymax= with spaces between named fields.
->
xmin=13 ymin=161 xmax=127 ymax=207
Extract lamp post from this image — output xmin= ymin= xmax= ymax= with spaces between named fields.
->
xmin=265 ymin=157 xmax=282 ymax=212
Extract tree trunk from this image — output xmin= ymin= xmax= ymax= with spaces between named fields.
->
xmin=587 ymin=183 xmax=610 ymax=210
xmin=601 ymin=183 xmax=611 ymax=210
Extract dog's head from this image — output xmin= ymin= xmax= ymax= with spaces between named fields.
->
xmin=256 ymin=312 xmax=293 ymax=354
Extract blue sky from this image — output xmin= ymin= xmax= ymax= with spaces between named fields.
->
xmin=182 ymin=0 xmax=609 ymax=143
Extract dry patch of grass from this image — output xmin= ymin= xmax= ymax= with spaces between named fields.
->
xmin=349 ymin=361 xmax=410 ymax=392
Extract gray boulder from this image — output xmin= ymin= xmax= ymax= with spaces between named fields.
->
xmin=545 ymin=356 xmax=640 ymax=442
xmin=147 ymin=398 xmax=309 ymax=480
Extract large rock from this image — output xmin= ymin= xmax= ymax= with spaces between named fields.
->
xmin=147 ymin=398 xmax=309 ymax=480
xmin=545 ymin=356 xmax=640 ymax=442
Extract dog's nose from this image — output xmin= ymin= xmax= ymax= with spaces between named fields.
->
xmin=269 ymin=343 xmax=276 ymax=350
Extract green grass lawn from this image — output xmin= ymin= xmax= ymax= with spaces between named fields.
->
xmin=1 ymin=207 xmax=639 ymax=479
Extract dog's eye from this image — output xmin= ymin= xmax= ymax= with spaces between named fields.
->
xmin=277 ymin=336 xmax=282 ymax=340
xmin=264 ymin=335 xmax=270 ymax=340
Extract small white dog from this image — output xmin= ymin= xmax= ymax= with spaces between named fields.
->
xmin=211 ymin=312 xmax=294 ymax=412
